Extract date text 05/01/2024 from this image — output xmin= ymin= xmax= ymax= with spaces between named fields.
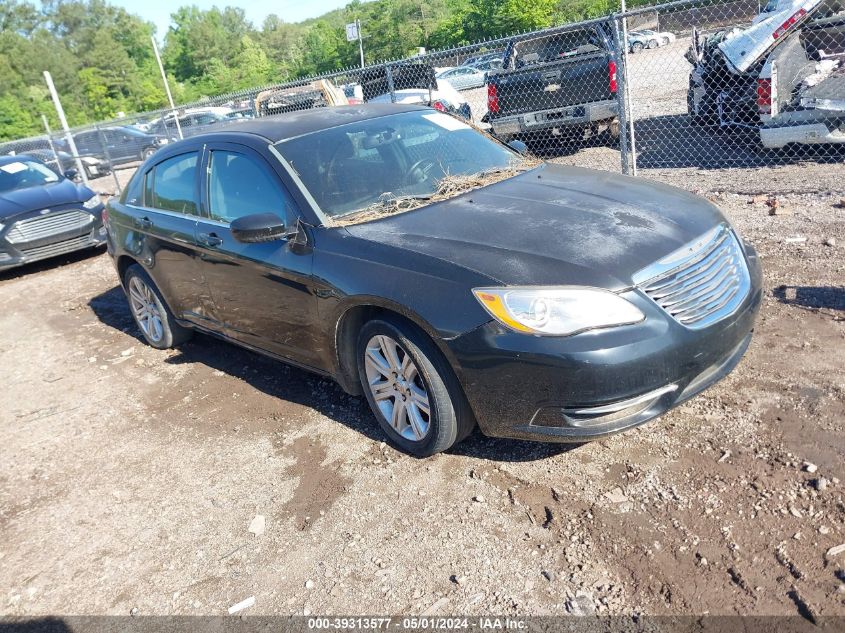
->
xmin=307 ymin=618 xmax=527 ymax=630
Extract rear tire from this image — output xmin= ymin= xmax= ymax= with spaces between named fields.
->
xmin=123 ymin=264 xmax=192 ymax=349
xmin=357 ymin=317 xmax=474 ymax=457
xmin=631 ymin=41 xmax=645 ymax=53
xmin=647 ymin=39 xmax=659 ymax=50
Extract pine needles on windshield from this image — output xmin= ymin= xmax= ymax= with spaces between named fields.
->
xmin=332 ymin=160 xmax=540 ymax=227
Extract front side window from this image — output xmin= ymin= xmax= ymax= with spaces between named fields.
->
xmin=207 ymin=150 xmax=291 ymax=223
xmin=146 ymin=153 xmax=198 ymax=215
xmin=275 ymin=110 xmax=524 ymax=219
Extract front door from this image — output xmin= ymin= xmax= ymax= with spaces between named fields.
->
xmin=193 ymin=143 xmax=321 ymax=368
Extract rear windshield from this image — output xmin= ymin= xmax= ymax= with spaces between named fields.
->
xmin=514 ymin=29 xmax=604 ymax=67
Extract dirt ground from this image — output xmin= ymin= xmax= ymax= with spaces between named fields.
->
xmin=1 ymin=148 xmax=844 ymax=620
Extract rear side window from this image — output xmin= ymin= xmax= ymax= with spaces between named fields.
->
xmin=207 ymin=150 xmax=292 ymax=223
xmin=145 ymin=153 xmax=199 ymax=215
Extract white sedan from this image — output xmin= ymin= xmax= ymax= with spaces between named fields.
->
xmin=638 ymin=28 xmax=676 ymax=46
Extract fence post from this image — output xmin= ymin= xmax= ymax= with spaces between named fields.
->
xmin=614 ymin=9 xmax=637 ymax=176
xmin=95 ymin=124 xmax=122 ymax=195
xmin=385 ymin=63 xmax=396 ymax=103
xmin=611 ymin=17 xmax=632 ymax=175
xmin=40 ymin=114 xmax=64 ymax=175
xmin=617 ymin=5 xmax=638 ymax=176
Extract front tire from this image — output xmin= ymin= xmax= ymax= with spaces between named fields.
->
xmin=357 ymin=317 xmax=474 ymax=457
xmin=124 ymin=264 xmax=192 ymax=349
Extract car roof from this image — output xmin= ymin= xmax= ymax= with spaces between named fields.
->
xmin=0 ymin=154 xmax=44 ymax=165
xmin=215 ymin=103 xmax=430 ymax=142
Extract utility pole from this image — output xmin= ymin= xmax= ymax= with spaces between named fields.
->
xmin=151 ymin=35 xmax=183 ymax=140
xmin=43 ymin=71 xmax=88 ymax=186
xmin=40 ymin=114 xmax=64 ymax=174
xmin=357 ymin=19 xmax=365 ymax=68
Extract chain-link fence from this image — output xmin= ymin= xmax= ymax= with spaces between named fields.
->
xmin=2 ymin=0 xmax=842 ymax=198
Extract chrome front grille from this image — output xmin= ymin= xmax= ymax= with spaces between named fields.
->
xmin=6 ymin=210 xmax=93 ymax=244
xmin=633 ymin=224 xmax=751 ymax=329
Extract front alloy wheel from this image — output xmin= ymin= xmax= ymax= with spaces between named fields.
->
xmin=356 ymin=318 xmax=475 ymax=456
xmin=364 ymin=334 xmax=431 ymax=441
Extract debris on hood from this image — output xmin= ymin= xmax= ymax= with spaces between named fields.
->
xmin=331 ymin=160 xmax=540 ymax=227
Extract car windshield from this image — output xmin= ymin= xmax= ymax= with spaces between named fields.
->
xmin=274 ymin=110 xmax=530 ymax=221
xmin=0 ymin=160 xmax=60 ymax=193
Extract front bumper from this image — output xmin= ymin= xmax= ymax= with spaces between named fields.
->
xmin=0 ymin=206 xmax=106 ymax=271
xmin=446 ymin=247 xmax=763 ymax=442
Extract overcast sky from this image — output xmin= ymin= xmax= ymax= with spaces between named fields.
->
xmin=111 ymin=0 xmax=353 ymax=37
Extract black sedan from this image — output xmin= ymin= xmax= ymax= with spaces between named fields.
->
xmin=104 ymin=104 xmax=762 ymax=456
xmin=0 ymin=155 xmax=106 ymax=271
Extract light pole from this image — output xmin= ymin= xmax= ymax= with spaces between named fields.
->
xmin=151 ymin=35 xmax=183 ymax=140
xmin=43 ymin=71 xmax=89 ymax=186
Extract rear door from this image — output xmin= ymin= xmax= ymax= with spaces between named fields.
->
xmin=493 ymin=27 xmax=613 ymax=116
xmin=125 ymin=150 xmax=220 ymax=330
xmin=193 ymin=142 xmax=320 ymax=367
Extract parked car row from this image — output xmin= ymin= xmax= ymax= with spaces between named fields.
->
xmin=628 ymin=28 xmax=677 ymax=52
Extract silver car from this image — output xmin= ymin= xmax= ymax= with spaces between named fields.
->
xmin=436 ymin=66 xmax=487 ymax=91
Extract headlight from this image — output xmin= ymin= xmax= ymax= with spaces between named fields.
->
xmin=82 ymin=194 xmax=101 ymax=210
xmin=472 ymin=286 xmax=644 ymax=336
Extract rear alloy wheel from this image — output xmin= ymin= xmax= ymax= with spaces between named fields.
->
xmin=357 ymin=318 xmax=474 ymax=456
xmin=631 ymin=41 xmax=644 ymax=53
xmin=647 ymin=38 xmax=659 ymax=49
xmin=124 ymin=264 xmax=192 ymax=349
xmin=662 ymin=36 xmax=670 ymax=45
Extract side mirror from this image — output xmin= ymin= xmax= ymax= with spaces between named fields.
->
xmin=64 ymin=169 xmax=79 ymax=181
xmin=230 ymin=212 xmax=287 ymax=243
xmin=508 ymin=139 xmax=529 ymax=155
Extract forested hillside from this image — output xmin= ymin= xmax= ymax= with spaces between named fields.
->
xmin=0 ymin=0 xmax=627 ymax=140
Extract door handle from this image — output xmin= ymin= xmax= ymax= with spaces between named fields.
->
xmin=134 ymin=216 xmax=153 ymax=230
xmin=198 ymin=232 xmax=223 ymax=247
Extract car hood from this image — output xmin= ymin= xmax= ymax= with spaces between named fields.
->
xmin=0 ymin=178 xmax=92 ymax=220
xmin=343 ymin=163 xmax=728 ymax=290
